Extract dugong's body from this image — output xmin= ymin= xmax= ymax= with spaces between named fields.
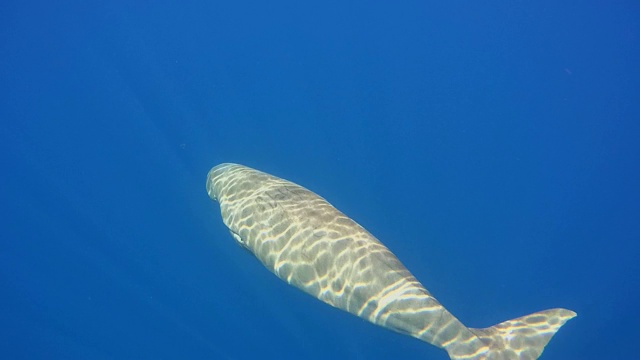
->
xmin=206 ymin=163 xmax=575 ymax=360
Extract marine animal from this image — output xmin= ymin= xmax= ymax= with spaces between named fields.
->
xmin=206 ymin=163 xmax=575 ymax=360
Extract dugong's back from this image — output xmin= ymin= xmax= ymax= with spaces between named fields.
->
xmin=206 ymin=163 xmax=425 ymax=313
xmin=206 ymin=163 xmax=576 ymax=360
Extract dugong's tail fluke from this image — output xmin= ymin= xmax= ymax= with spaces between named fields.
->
xmin=446 ymin=308 xmax=576 ymax=360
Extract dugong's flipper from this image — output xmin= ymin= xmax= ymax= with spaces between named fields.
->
xmin=206 ymin=163 xmax=575 ymax=360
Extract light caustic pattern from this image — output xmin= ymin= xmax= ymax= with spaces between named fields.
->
xmin=206 ymin=163 xmax=575 ymax=360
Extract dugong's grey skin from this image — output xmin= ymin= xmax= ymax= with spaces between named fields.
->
xmin=206 ymin=163 xmax=575 ymax=360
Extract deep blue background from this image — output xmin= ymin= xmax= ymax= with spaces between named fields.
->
xmin=1 ymin=1 xmax=638 ymax=359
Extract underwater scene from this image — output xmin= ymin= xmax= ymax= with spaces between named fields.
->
xmin=1 ymin=1 xmax=638 ymax=359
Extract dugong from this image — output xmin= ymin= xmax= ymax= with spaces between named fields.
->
xmin=206 ymin=163 xmax=575 ymax=360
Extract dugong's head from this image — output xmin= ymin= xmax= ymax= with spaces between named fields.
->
xmin=206 ymin=163 xmax=240 ymax=201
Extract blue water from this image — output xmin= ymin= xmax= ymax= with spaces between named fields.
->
xmin=1 ymin=1 xmax=638 ymax=359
